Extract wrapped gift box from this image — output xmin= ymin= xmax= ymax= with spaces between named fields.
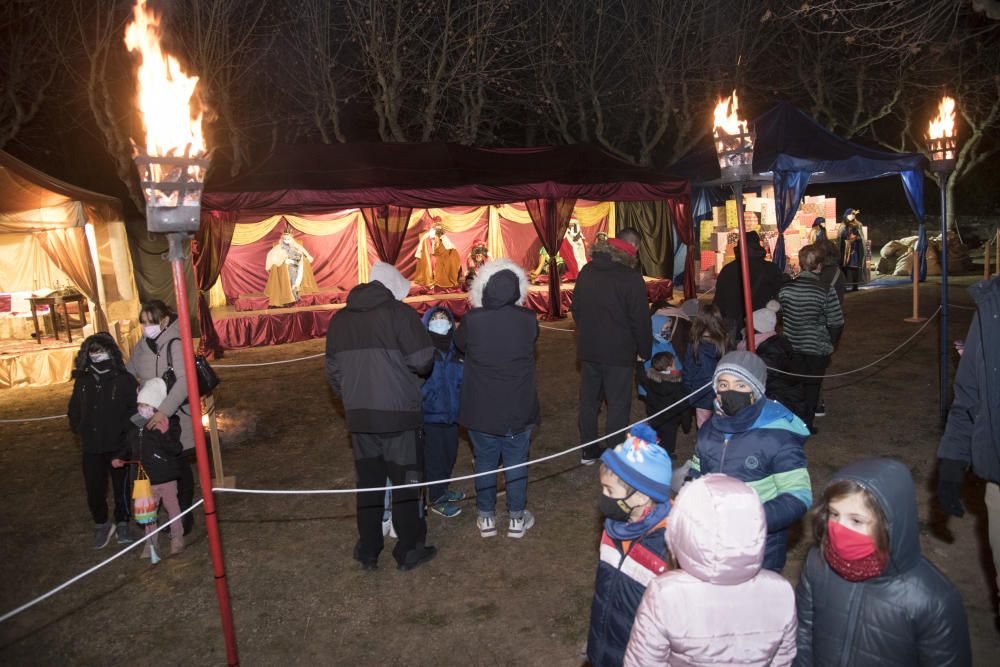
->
xmin=712 ymin=231 xmax=729 ymax=252
xmin=715 ymin=253 xmax=727 ymax=274
xmin=700 ymin=250 xmax=716 ymax=269
xmin=713 ymin=205 xmax=728 ymax=228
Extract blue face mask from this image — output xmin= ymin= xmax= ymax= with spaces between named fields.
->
xmin=428 ymin=319 xmax=451 ymax=336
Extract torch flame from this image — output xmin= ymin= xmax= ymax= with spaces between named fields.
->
xmin=713 ymin=90 xmax=748 ymax=137
xmin=928 ymin=96 xmax=956 ymax=140
xmin=124 ymin=0 xmax=205 ymax=159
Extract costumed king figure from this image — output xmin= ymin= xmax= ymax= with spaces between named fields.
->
xmin=414 ymin=221 xmax=462 ymax=289
xmin=264 ymin=229 xmax=318 ymax=307
xmin=837 ymin=208 xmax=869 ymax=289
xmin=464 ymin=239 xmax=490 ymax=288
xmin=559 ymin=219 xmax=589 ymax=281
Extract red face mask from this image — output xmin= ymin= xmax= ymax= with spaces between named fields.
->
xmin=824 ymin=519 xmax=888 ymax=582
xmin=826 ymin=520 xmax=877 ymax=560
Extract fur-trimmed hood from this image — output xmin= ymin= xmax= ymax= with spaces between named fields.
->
xmin=469 ymin=258 xmax=529 ymax=309
xmin=589 ymin=239 xmax=639 ymax=268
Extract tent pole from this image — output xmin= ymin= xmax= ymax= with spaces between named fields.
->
xmin=733 ymin=183 xmax=755 ymax=353
xmin=938 ymin=172 xmax=952 ymax=426
xmin=904 ymin=250 xmax=926 ymax=323
xmin=167 ymin=233 xmax=240 ymax=666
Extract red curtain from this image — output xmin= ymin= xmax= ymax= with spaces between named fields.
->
xmin=525 ymin=197 xmax=577 ymax=319
xmin=666 ymin=196 xmax=696 ymax=299
xmin=362 ymin=205 xmax=413 ymax=265
xmin=193 ymin=211 xmax=236 ymax=359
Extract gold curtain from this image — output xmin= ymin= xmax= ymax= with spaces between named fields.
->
xmin=496 ymin=203 xmax=534 ymax=224
xmin=356 ymin=215 xmax=370 ymax=284
xmin=487 ymin=206 xmax=505 ymax=259
xmin=0 ymin=233 xmax=71 ymax=292
xmin=230 ymin=215 xmax=284 ymax=246
xmin=285 ymin=212 xmax=362 ymax=236
xmin=35 ymin=227 xmax=106 ymax=330
xmin=420 ymin=207 xmax=490 ymax=232
xmin=573 ymin=202 xmax=612 ymax=227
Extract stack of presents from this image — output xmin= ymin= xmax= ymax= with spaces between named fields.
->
xmin=697 ymin=189 xmax=862 ymax=288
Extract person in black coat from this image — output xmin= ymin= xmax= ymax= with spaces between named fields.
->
xmin=795 ymin=458 xmax=971 ymax=666
xmin=740 ymin=302 xmax=807 ymax=422
xmin=572 ymin=230 xmax=653 ymax=463
xmin=713 ymin=230 xmax=785 ymax=344
xmin=456 ymin=258 xmax=540 ymax=539
xmin=67 ymin=332 xmax=137 ymax=549
xmin=636 ymin=351 xmax=691 ymax=456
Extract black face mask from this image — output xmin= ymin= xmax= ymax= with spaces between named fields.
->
xmin=89 ymin=359 xmax=112 ymax=374
xmin=599 ymin=491 xmax=636 ymax=522
xmin=717 ymin=390 xmax=754 ymax=416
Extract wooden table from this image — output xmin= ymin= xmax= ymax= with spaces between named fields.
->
xmin=29 ymin=292 xmax=87 ymax=344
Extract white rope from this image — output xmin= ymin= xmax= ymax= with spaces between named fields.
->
xmin=212 ymin=352 xmax=325 ymax=368
xmin=768 ymin=306 xmax=941 ymax=379
xmin=538 ymin=324 xmax=575 ymax=332
xmin=0 ymin=499 xmax=205 ymax=624
xmin=214 ymin=382 xmax=714 ymax=497
xmin=0 ymin=414 xmax=66 ymax=424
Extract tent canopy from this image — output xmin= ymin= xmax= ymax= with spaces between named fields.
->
xmin=0 ymin=150 xmax=139 ymax=340
xmin=668 ymin=102 xmax=928 ymax=272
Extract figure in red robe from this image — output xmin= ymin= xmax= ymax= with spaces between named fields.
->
xmin=558 ymin=219 xmax=588 ymax=281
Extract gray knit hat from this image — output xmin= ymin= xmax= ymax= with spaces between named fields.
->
xmin=713 ymin=351 xmax=767 ymax=400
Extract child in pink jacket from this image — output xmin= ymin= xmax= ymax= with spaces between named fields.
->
xmin=624 ymin=474 xmax=797 ymax=666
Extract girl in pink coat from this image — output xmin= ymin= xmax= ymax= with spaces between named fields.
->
xmin=624 ymin=474 xmax=797 ymax=666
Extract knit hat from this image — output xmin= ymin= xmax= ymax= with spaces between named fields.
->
xmin=713 ymin=351 xmax=767 ymax=401
xmin=137 ymin=377 xmax=168 ymax=408
xmin=369 ymin=261 xmax=411 ymax=301
xmin=600 ymin=424 xmax=673 ymax=502
xmin=752 ymin=300 xmax=780 ymax=334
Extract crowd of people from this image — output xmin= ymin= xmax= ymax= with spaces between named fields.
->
xmin=63 ymin=218 xmax=997 ymax=665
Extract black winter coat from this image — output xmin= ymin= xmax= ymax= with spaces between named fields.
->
xmin=755 ymin=334 xmax=807 ymax=421
xmin=637 ymin=367 xmax=691 ymax=432
xmin=456 ymin=260 xmax=539 ymax=436
xmin=117 ymin=416 xmax=183 ymax=485
xmin=67 ymin=367 xmax=137 ymax=454
xmin=795 ymin=459 xmax=971 ymax=667
xmin=571 ymin=250 xmax=652 ymax=366
xmin=713 ymin=244 xmax=785 ymax=323
xmin=325 ymin=281 xmax=434 ymax=433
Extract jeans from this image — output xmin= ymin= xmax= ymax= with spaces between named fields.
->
xmin=424 ymin=423 xmax=460 ymax=503
xmin=579 ymin=362 xmax=634 ymax=459
xmin=790 ymin=352 xmax=829 ymax=429
xmin=351 ymin=430 xmax=428 ymax=567
xmin=470 ymin=427 xmax=532 ymax=518
xmin=82 ymin=451 xmax=129 ymax=525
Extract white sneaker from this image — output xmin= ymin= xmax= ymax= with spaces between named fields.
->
xmin=382 ymin=515 xmax=397 ymax=539
xmin=477 ymin=514 xmax=497 ymax=538
xmin=507 ymin=510 xmax=535 ymax=539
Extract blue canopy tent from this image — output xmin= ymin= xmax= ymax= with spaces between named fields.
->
xmin=669 ymin=102 xmax=929 ymax=277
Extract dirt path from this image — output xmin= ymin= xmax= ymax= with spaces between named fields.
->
xmin=1 ymin=282 xmax=998 ymax=665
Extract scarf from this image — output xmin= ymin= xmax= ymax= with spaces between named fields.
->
xmin=605 ymin=501 xmax=670 ymax=541
xmin=823 ymin=539 xmax=888 ymax=582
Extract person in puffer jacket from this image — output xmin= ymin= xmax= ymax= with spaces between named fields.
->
xmin=624 ymin=474 xmax=797 ymax=666
xmin=587 ymin=424 xmax=672 ymax=667
xmin=795 ymin=458 xmax=970 ymax=667
xmin=688 ymin=351 xmax=811 ymax=572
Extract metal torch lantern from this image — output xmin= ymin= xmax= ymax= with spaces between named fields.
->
xmin=928 ymin=134 xmax=958 ymax=174
xmin=713 ymin=124 xmax=755 ymax=185
xmin=134 ymin=154 xmax=209 ymax=233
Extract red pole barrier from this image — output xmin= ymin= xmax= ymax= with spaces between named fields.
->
xmin=733 ymin=184 xmax=755 ymax=353
xmin=167 ymin=233 xmax=240 ymax=666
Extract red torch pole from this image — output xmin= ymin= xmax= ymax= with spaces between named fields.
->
xmin=167 ymin=233 xmax=240 ymax=666
xmin=733 ymin=183 xmax=755 ymax=353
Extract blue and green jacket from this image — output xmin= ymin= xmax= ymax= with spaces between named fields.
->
xmin=689 ymin=398 xmax=811 ymax=572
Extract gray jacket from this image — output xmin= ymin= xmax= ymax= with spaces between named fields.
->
xmin=126 ymin=318 xmax=193 ymax=450
xmin=795 ymin=459 xmax=971 ymax=667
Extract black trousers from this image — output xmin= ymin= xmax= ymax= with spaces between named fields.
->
xmin=579 ymin=362 xmax=634 ymax=459
xmin=843 ymin=267 xmax=860 ymax=291
xmin=352 ymin=430 xmax=428 ymax=567
xmin=423 ymin=423 xmax=459 ymax=503
xmin=790 ymin=352 xmax=829 ymax=429
xmin=82 ymin=451 xmax=129 ymax=525
xmin=177 ymin=452 xmax=195 ymax=534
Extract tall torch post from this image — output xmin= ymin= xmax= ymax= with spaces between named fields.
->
xmin=928 ymin=96 xmax=958 ymax=426
xmin=126 ymin=1 xmax=239 ymax=663
xmin=713 ymin=92 xmax=757 ymax=352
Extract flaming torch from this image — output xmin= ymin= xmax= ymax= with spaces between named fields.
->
xmin=927 ymin=96 xmax=958 ymax=424
xmin=124 ymin=1 xmax=238 ymax=663
xmin=712 ymin=91 xmax=757 ymax=351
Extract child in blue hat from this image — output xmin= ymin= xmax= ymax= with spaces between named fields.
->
xmin=586 ymin=423 xmax=673 ymax=667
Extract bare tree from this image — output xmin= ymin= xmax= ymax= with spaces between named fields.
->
xmin=0 ymin=0 xmax=61 ymax=149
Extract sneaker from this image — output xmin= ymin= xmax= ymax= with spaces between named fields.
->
xmin=382 ymin=515 xmax=397 ymax=539
xmin=397 ymin=545 xmax=437 ymax=572
xmin=507 ymin=510 xmax=535 ymax=539
xmin=116 ymin=522 xmax=135 ymax=545
xmin=815 ymin=402 xmax=826 ymax=418
xmin=442 ymin=489 xmax=466 ymax=502
xmin=580 ymin=455 xmax=599 ymax=466
xmin=92 ymin=522 xmax=114 ymax=550
xmin=430 ymin=501 xmax=462 ymax=518
xmin=477 ymin=514 xmax=498 ymax=538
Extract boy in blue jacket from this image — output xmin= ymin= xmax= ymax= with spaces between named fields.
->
xmin=688 ymin=350 xmax=812 ymax=572
xmin=421 ymin=306 xmax=465 ymax=517
xmin=587 ymin=424 xmax=673 ymax=667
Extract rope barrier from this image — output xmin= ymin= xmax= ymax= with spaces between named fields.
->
xmin=0 ymin=414 xmax=66 ymax=424
xmin=213 ymin=382 xmax=714 ymax=497
xmin=538 ymin=324 xmax=575 ymax=332
xmin=212 ymin=352 xmax=325 ymax=368
xmin=0 ymin=499 xmax=205 ymax=624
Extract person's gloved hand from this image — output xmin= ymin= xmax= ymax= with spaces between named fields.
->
xmin=937 ymin=458 xmax=967 ymax=518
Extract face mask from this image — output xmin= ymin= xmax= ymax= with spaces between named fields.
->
xmin=89 ymin=352 xmax=110 ymax=364
xmin=599 ymin=491 xmax=635 ymax=523
xmin=143 ymin=324 xmax=162 ymax=340
xmin=137 ymin=405 xmax=156 ymax=419
xmin=716 ymin=390 xmax=754 ymax=416
xmin=827 ymin=519 xmax=877 ymax=560
xmin=428 ymin=319 xmax=451 ymax=335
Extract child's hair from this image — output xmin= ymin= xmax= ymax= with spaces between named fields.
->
xmin=599 ymin=463 xmax=634 ymax=495
xmin=139 ymin=299 xmax=174 ymax=324
xmin=651 ymin=351 xmax=674 ymax=372
xmin=689 ymin=303 xmax=728 ymax=361
xmin=73 ymin=333 xmax=127 ymax=377
xmin=810 ymin=480 xmax=890 ymax=556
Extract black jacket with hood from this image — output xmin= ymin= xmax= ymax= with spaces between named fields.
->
xmin=714 ymin=235 xmax=786 ymax=323
xmin=571 ymin=242 xmax=652 ymax=366
xmin=455 ymin=259 xmax=540 ymax=435
xmin=116 ymin=415 xmax=183 ymax=485
xmin=325 ymin=265 xmax=434 ymax=433
xmin=795 ymin=458 xmax=971 ymax=667
xmin=68 ymin=365 xmax=137 ymax=454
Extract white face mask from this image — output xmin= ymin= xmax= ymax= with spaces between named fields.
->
xmin=428 ymin=319 xmax=451 ymax=335
xmin=89 ymin=352 xmax=110 ymax=364
xmin=143 ymin=324 xmax=162 ymax=340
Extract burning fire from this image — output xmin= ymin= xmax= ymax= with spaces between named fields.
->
xmin=928 ymin=96 xmax=956 ymax=140
xmin=124 ymin=0 xmax=205 ymax=159
xmin=713 ymin=90 xmax=748 ymax=138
